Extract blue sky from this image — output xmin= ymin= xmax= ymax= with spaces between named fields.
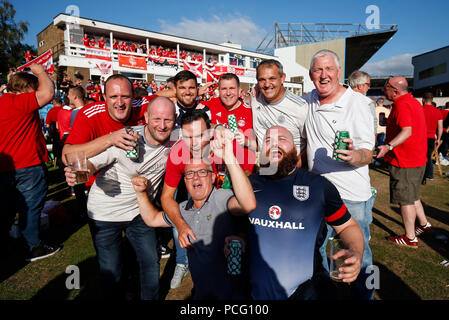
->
xmin=10 ymin=0 xmax=449 ymax=76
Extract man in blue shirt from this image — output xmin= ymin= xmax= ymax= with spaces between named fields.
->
xmin=247 ymin=126 xmax=364 ymax=300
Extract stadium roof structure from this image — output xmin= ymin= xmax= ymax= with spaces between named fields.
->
xmin=257 ymin=23 xmax=398 ymax=78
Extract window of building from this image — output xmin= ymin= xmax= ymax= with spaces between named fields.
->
xmin=229 ymin=54 xmax=245 ymax=67
xmin=419 ymin=63 xmax=447 ymax=80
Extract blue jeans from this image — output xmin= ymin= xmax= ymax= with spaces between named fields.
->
xmin=0 ymin=164 xmax=48 ymax=250
xmin=375 ymin=133 xmax=386 ymax=167
xmin=319 ymin=194 xmax=376 ymax=300
xmin=88 ymin=215 xmax=160 ymax=300
xmin=172 ymin=226 xmax=188 ymax=265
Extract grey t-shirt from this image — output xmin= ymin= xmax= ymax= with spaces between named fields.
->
xmin=251 ymin=90 xmax=308 ymax=154
xmin=87 ymin=125 xmax=177 ymax=222
xmin=163 ymin=188 xmax=236 ymax=299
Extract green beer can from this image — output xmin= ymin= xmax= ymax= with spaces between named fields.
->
xmin=333 ymin=131 xmax=350 ymax=162
xmin=227 ymin=240 xmax=242 ymax=275
xmin=227 ymin=114 xmax=239 ymax=133
xmin=125 ymin=127 xmax=139 ymax=161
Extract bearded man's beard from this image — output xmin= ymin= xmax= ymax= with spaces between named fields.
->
xmin=259 ymin=147 xmax=298 ymax=179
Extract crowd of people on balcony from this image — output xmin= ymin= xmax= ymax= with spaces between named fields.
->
xmin=79 ymin=34 xmax=218 ymax=65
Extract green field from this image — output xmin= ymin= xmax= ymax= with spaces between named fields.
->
xmin=1 ymin=163 xmax=448 ymax=300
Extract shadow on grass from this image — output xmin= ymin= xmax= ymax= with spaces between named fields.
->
xmin=159 ymin=253 xmax=177 ymax=300
xmin=372 ymin=207 xmax=403 ymax=231
xmin=421 ymin=201 xmax=449 ymax=226
xmin=1 ymin=199 xmax=87 ymax=283
xmin=375 ymin=262 xmax=421 ymax=300
xmin=31 ymin=256 xmax=102 ymax=300
xmin=372 ymin=208 xmax=449 ymax=261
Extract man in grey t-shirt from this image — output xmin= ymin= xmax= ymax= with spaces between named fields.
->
xmin=251 ymin=59 xmax=308 ymax=166
xmin=65 ymin=97 xmax=177 ymax=300
xmin=132 ymin=131 xmax=256 ymax=300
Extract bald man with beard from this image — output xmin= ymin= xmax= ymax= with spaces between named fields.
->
xmin=245 ymin=126 xmax=364 ymax=300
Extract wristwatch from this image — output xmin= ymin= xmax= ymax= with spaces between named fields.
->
xmin=387 ymin=144 xmax=394 ymax=151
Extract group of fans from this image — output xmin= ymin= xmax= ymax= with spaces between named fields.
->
xmin=1 ymin=47 xmax=448 ymax=302
xmin=80 ymin=33 xmax=214 ymax=64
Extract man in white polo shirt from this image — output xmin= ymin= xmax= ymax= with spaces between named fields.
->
xmin=251 ymin=59 xmax=308 ymax=166
xmin=303 ymin=49 xmax=375 ymax=300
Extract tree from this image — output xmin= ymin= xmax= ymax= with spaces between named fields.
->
xmin=0 ymin=0 xmax=35 ymax=82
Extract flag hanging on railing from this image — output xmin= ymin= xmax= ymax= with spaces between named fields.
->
xmin=118 ymin=54 xmax=147 ymax=70
xmin=18 ymin=49 xmax=54 ymax=74
xmin=183 ymin=61 xmax=203 ymax=78
xmin=85 ymin=47 xmax=112 ymax=61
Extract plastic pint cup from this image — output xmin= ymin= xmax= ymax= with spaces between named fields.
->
xmin=65 ymin=151 xmax=89 ymax=185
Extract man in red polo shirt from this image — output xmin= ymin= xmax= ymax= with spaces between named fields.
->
xmin=0 ymin=64 xmax=61 ymax=261
xmin=377 ymin=77 xmax=431 ymax=247
xmin=421 ymin=92 xmax=443 ymax=184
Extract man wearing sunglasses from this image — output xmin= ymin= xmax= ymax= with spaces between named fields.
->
xmin=376 ymin=77 xmax=430 ymax=247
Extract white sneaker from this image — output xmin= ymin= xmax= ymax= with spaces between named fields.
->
xmin=440 ymin=159 xmax=449 ymax=166
xmin=170 ymin=264 xmax=189 ymax=289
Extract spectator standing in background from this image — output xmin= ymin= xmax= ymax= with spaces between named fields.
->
xmin=421 ymin=92 xmax=443 ymax=184
xmin=376 ymin=77 xmax=432 ymax=247
xmin=438 ymin=102 xmax=449 ymax=164
xmin=348 ymin=70 xmax=377 ymax=137
xmin=0 ymin=64 xmax=60 ymax=262
xmin=374 ymin=98 xmax=391 ymax=167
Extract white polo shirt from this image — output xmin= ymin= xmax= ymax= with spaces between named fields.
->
xmin=251 ymin=90 xmax=308 ymax=154
xmin=303 ymin=87 xmax=374 ymax=201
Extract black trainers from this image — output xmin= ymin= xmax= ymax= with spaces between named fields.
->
xmin=26 ymin=242 xmax=61 ymax=262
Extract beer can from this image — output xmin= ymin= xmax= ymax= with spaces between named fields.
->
xmin=333 ymin=131 xmax=350 ymax=162
xmin=227 ymin=240 xmax=242 ymax=275
xmin=125 ymin=127 xmax=139 ymax=161
xmin=227 ymin=114 xmax=239 ymax=133
xmin=222 ymin=173 xmax=232 ymax=189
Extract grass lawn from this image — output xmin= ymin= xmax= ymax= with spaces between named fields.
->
xmin=1 ymin=163 xmax=448 ymax=300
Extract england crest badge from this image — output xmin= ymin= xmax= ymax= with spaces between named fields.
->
xmin=293 ymin=185 xmax=309 ymax=201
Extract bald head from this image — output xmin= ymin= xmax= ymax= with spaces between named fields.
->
xmin=144 ymin=96 xmax=176 ymax=145
xmin=147 ymin=96 xmax=176 ymax=117
xmin=263 ymin=126 xmax=297 ymax=156
xmin=389 ymin=77 xmax=408 ymax=93
xmin=265 ymin=126 xmax=294 ymax=146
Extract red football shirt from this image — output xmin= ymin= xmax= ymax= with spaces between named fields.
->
xmin=57 ymin=106 xmax=73 ymax=139
xmin=98 ymin=40 xmax=106 ymax=48
xmin=441 ymin=109 xmax=449 ymax=129
xmin=83 ymin=37 xmax=90 ymax=46
xmin=45 ymin=106 xmax=62 ymax=125
xmin=164 ymin=140 xmax=219 ymax=188
xmin=422 ymin=104 xmax=443 ymax=138
xmin=202 ymin=97 xmax=253 ymax=137
xmin=0 ymin=92 xmax=48 ymax=172
xmin=201 ymin=97 xmax=256 ymax=173
xmin=66 ymin=95 xmax=156 ymax=186
xmin=384 ymin=93 xmax=427 ymax=168
xmin=25 ymin=52 xmax=34 ymax=62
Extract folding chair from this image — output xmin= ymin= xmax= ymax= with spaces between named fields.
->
xmin=431 ymin=140 xmax=443 ymax=177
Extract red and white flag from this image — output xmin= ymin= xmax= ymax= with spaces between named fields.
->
xmin=183 ymin=61 xmax=203 ymax=78
xmin=85 ymin=47 xmax=112 ymax=61
xmin=18 ymin=49 xmax=54 ymax=74
xmin=94 ymin=60 xmax=113 ymax=77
